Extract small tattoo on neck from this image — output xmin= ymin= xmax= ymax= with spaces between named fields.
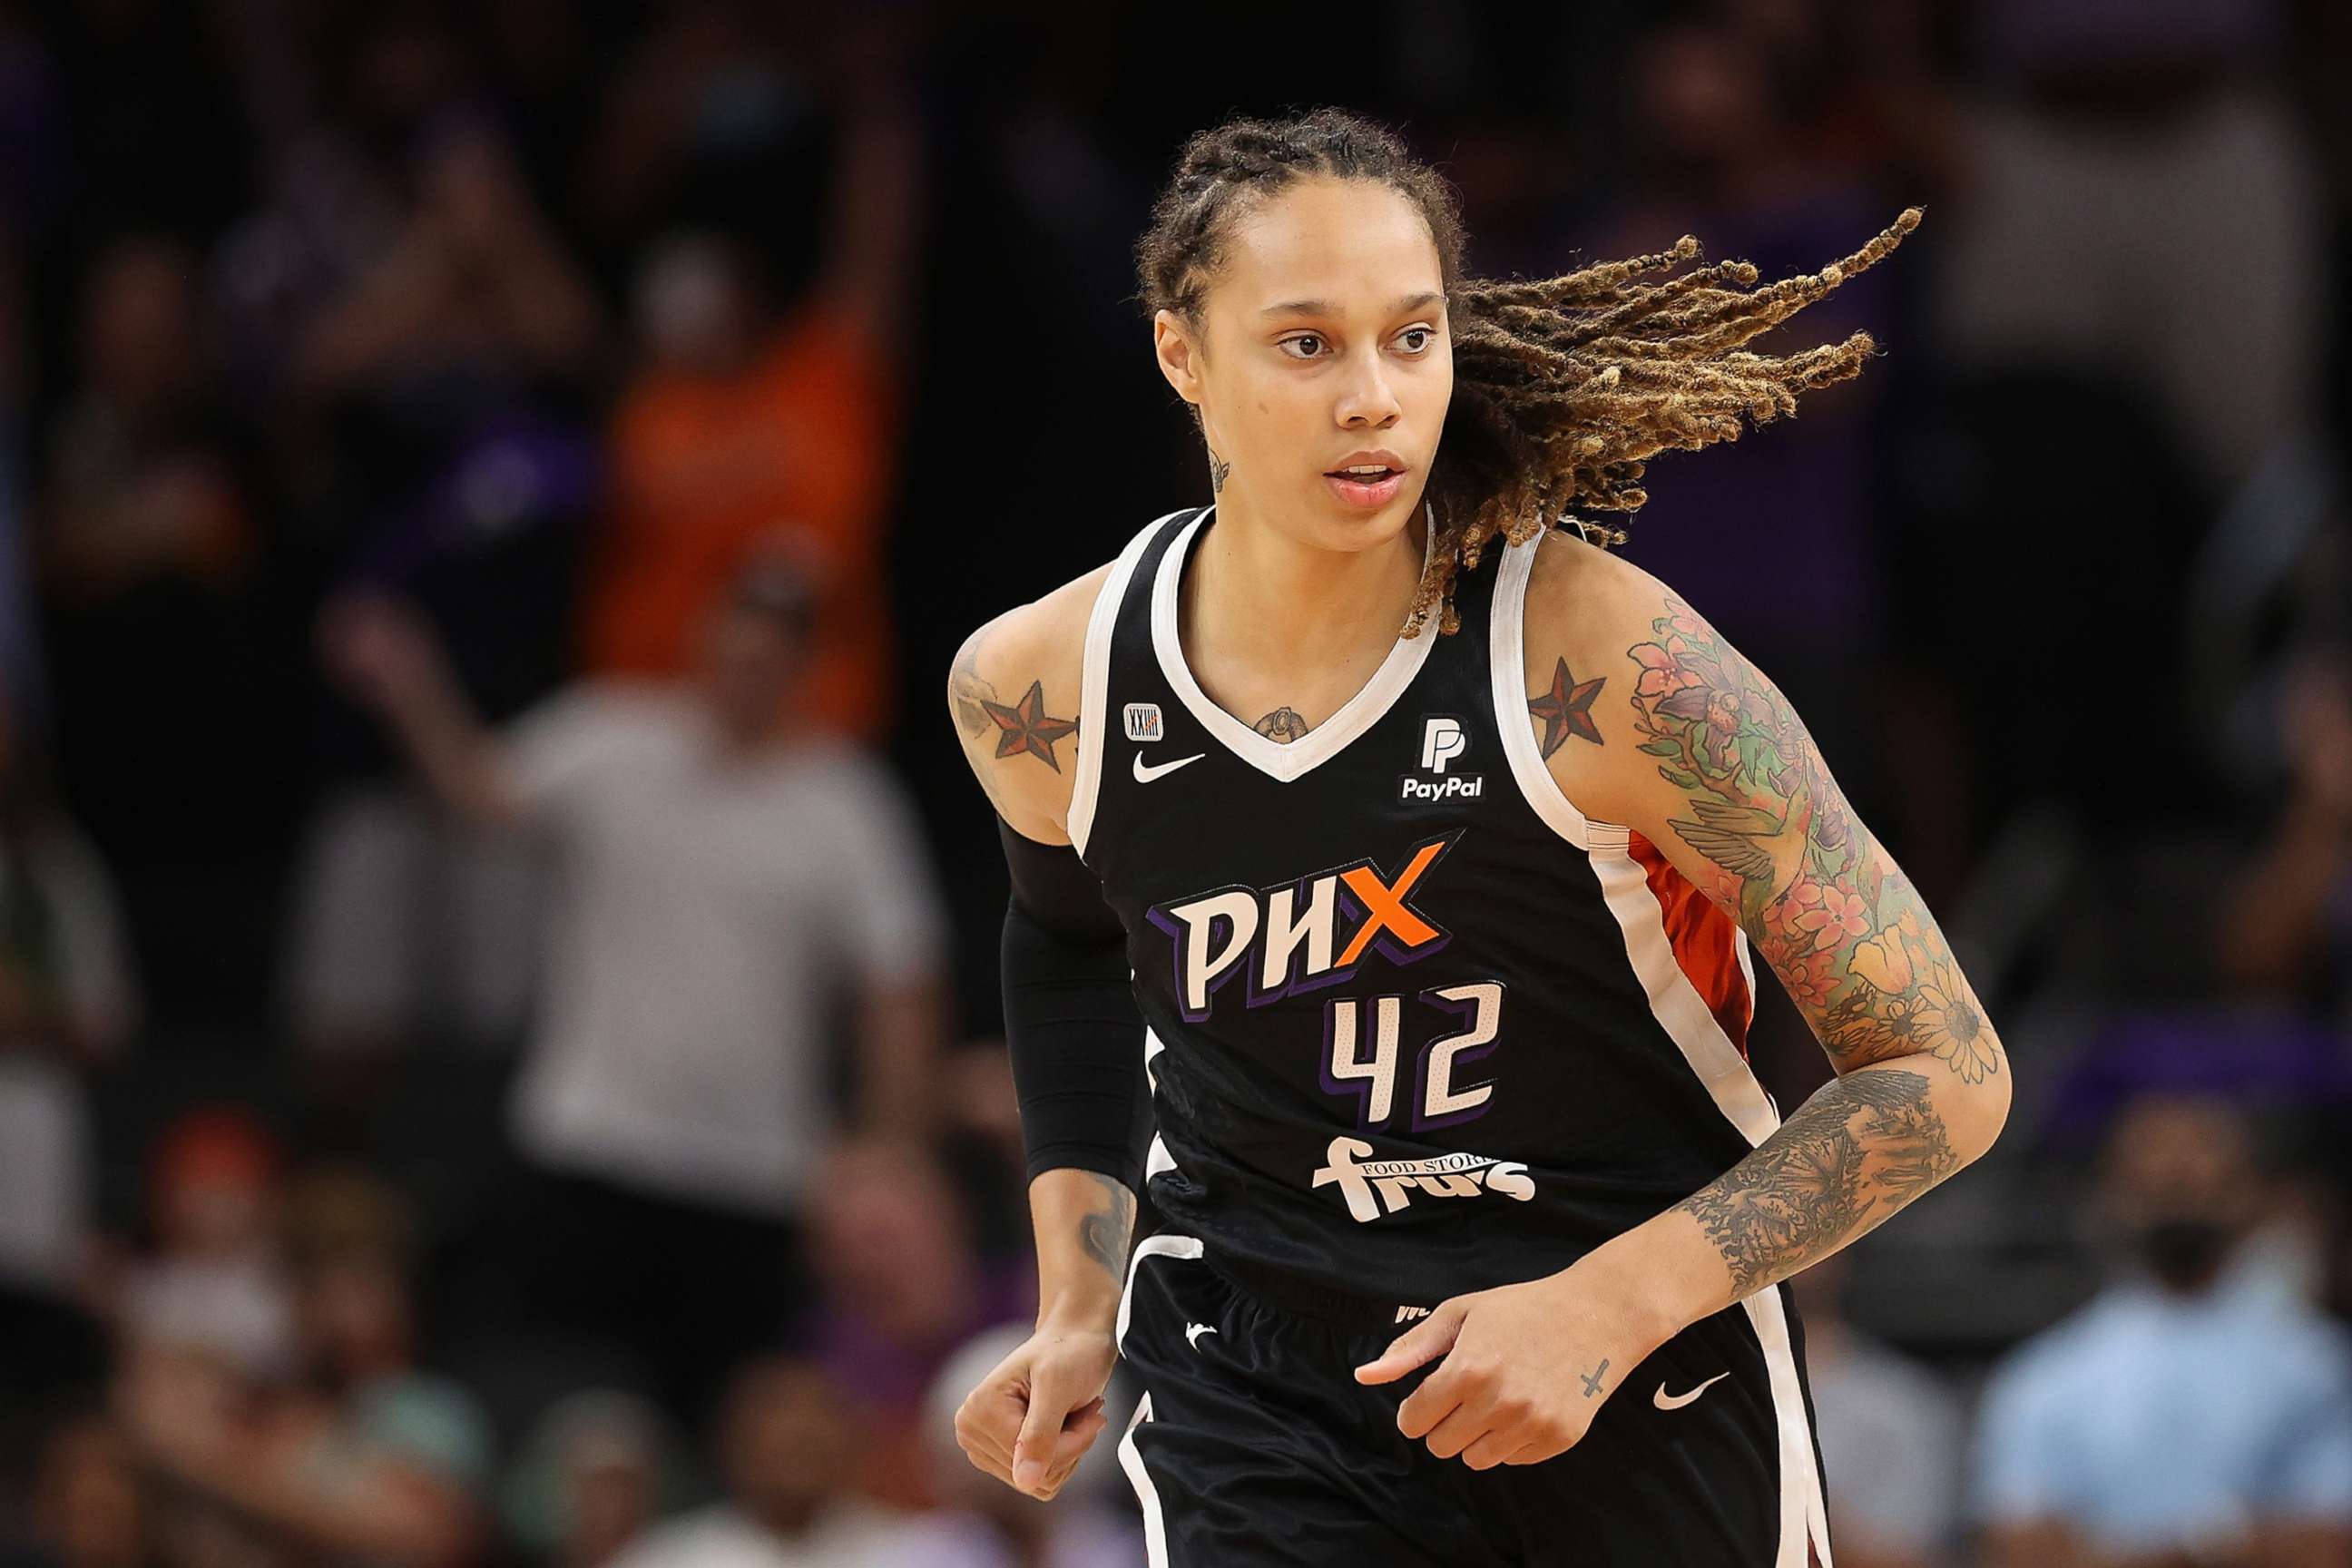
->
xmin=1253 ymin=706 xmax=1308 ymax=743
xmin=1210 ymin=454 xmax=1231 ymax=495
xmin=1580 ymin=1359 xmax=1610 ymax=1398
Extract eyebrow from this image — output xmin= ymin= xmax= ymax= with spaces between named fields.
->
xmin=1260 ymin=290 xmax=1446 ymax=319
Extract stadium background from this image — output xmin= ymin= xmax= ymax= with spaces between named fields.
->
xmin=1 ymin=2 xmax=2348 ymax=1565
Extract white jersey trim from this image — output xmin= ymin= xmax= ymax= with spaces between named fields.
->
xmin=1488 ymin=530 xmax=1627 ymax=851
xmin=1743 ymin=1286 xmax=1837 ymax=1567
xmin=1151 ymin=502 xmax=1439 ymax=784
xmin=1070 ymin=512 xmax=1190 ymax=859
xmin=1114 ymin=1231 xmax=1204 ymax=1349
xmin=1116 ymin=1394 xmax=1171 ymax=1568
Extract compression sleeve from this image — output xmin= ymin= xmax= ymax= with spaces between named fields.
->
xmin=997 ymin=816 xmax=1152 ymax=1193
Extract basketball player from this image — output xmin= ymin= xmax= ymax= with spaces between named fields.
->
xmin=946 ymin=109 xmax=2006 ymax=1566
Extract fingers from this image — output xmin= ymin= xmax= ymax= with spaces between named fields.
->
xmin=1395 ymin=1369 xmax=1463 ymax=1442
xmin=1354 ymin=1298 xmax=1469 ymax=1386
xmin=1459 ymin=1430 xmax=1521 ymax=1471
xmin=1012 ymin=1367 xmax=1100 ymax=1496
xmin=1418 ymin=1402 xmax=1494 ymax=1461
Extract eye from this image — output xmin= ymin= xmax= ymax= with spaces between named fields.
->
xmin=1278 ymin=333 xmax=1327 ymax=359
xmin=1397 ymin=327 xmax=1436 ymax=353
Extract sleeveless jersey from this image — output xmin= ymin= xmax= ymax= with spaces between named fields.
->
xmin=1070 ymin=502 xmax=1790 ymax=1302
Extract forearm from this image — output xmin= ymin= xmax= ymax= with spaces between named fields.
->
xmin=1027 ymin=1167 xmax=1135 ymax=1330
xmin=1583 ymin=1049 xmax=2007 ymax=1335
xmin=376 ymin=677 xmax=520 ymax=828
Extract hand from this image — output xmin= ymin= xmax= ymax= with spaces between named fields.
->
xmin=1354 ymin=1264 xmax=1671 ymax=1470
xmin=317 ymin=593 xmax=440 ymax=710
xmin=953 ymin=1319 xmax=1117 ymax=1500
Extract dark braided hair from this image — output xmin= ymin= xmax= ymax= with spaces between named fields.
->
xmin=1134 ymin=107 xmax=1919 ymax=636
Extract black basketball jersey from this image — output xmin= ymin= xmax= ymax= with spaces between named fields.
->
xmin=1075 ymin=503 xmax=1833 ymax=1562
xmin=1075 ymin=501 xmax=1833 ymax=1562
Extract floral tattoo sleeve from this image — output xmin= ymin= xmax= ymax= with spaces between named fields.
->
xmin=1627 ymin=597 xmax=2000 ymax=1084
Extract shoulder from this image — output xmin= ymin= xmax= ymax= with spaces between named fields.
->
xmin=1520 ymin=524 xmax=1708 ymax=681
xmin=1514 ymin=524 xmax=1795 ymax=830
xmin=945 ymin=546 xmax=1132 ymax=844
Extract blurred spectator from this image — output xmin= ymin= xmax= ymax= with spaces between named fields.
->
xmin=1973 ymin=1093 xmax=2352 ymax=1566
xmin=45 ymin=237 xmax=248 ymax=603
xmin=502 ymin=1391 xmax=676 ymax=1568
xmin=580 ymin=15 xmax=919 ymax=743
xmin=320 ymin=548 xmax=947 ymax=1419
xmin=603 ymin=1357 xmax=906 ymax=1568
xmin=1931 ymin=0 xmax=2328 ymax=498
xmin=35 ymin=231 xmax=279 ymax=1032
xmin=2218 ymin=646 xmax=2352 ymax=1014
xmin=113 ymin=1108 xmax=294 ymax=1388
xmin=889 ymin=1323 xmax=1142 ymax=1568
xmin=115 ymin=1168 xmax=492 ymax=1568
xmin=1787 ymin=1255 xmax=1963 ymax=1568
xmin=804 ymin=1141 xmax=1030 ymax=1509
xmin=0 ymin=687 xmax=135 ymax=1298
xmin=14 ymin=1410 xmax=153 ymax=1568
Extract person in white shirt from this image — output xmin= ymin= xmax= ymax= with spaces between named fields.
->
xmin=322 ymin=549 xmax=948 ymax=1416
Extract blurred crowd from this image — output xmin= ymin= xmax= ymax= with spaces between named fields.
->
xmin=1 ymin=2 xmax=2350 ymax=1566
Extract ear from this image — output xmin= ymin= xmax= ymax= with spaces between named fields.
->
xmin=1152 ymin=309 xmax=1205 ymax=407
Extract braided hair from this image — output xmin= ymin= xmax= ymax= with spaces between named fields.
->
xmin=1133 ymin=107 xmax=1919 ymax=636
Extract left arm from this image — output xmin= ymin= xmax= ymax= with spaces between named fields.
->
xmin=1360 ymin=536 xmax=2008 ymax=1467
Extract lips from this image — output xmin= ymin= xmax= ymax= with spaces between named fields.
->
xmin=1325 ymin=447 xmax=1407 ymax=481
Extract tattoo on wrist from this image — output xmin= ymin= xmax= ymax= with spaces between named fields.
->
xmin=1077 ymin=1173 xmax=1136 ymax=1278
xmin=982 ymin=679 xmax=1080 ymax=772
xmin=1674 ymin=1068 xmax=1958 ymax=1298
xmin=1253 ymin=706 xmax=1308 ymax=743
xmin=1580 ymin=1359 xmax=1610 ymax=1398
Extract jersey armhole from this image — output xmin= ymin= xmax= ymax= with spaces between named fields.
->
xmin=1069 ymin=510 xmax=1190 ymax=860
xmin=1488 ymin=529 xmax=1630 ymax=852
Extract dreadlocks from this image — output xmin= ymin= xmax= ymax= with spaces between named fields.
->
xmin=1133 ymin=107 xmax=1920 ymax=636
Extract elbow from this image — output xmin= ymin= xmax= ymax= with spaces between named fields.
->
xmin=1962 ymin=1034 xmax=2014 ymax=1165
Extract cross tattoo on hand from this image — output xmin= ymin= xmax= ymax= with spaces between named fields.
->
xmin=1580 ymin=1359 xmax=1610 ymax=1398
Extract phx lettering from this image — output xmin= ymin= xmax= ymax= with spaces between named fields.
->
xmin=1144 ymin=833 xmax=1459 ymax=1021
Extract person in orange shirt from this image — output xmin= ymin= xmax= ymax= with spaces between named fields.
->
xmin=584 ymin=54 xmax=918 ymax=744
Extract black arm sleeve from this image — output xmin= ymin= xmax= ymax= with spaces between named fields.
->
xmin=997 ymin=816 xmax=1153 ymax=1194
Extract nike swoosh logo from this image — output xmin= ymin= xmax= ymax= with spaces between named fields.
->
xmin=1133 ymin=751 xmax=1207 ymax=784
xmin=1653 ymin=1370 xmax=1730 ymax=1411
xmin=1183 ymin=1322 xmax=1218 ymax=1350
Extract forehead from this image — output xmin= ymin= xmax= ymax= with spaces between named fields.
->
xmin=1211 ymin=176 xmax=1443 ymax=320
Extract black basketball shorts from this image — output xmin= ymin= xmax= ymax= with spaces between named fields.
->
xmin=1112 ymin=1234 xmax=1835 ymax=1566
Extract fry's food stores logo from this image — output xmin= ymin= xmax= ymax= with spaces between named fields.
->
xmin=1310 ymin=1137 xmax=1534 ymax=1223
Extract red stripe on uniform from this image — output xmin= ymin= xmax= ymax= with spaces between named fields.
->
xmin=1625 ymin=830 xmax=1752 ymax=1060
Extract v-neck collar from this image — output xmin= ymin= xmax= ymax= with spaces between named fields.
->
xmin=1149 ymin=501 xmax=1439 ymax=784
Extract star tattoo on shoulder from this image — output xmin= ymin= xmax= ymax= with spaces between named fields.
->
xmin=982 ymin=679 xmax=1080 ymax=771
xmin=1528 ymin=657 xmax=1606 ymax=756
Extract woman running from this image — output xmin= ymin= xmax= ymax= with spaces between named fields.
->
xmin=946 ymin=106 xmax=2003 ymax=1567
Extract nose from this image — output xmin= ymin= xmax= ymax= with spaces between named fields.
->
xmin=1335 ymin=345 xmax=1402 ymax=429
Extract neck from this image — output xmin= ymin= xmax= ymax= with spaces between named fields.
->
xmin=1188 ymin=490 xmax=1428 ymax=676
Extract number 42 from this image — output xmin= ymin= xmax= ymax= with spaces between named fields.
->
xmin=1322 ymin=981 xmax=1505 ymax=1132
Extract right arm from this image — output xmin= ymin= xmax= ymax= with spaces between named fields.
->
xmin=317 ymin=593 xmax=527 ymax=828
xmin=944 ymin=568 xmax=1148 ymax=1500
